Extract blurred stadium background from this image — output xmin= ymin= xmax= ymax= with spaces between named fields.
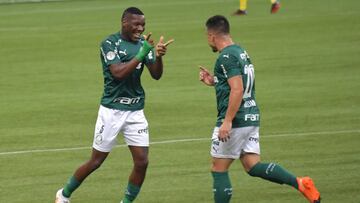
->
xmin=0 ymin=0 xmax=359 ymax=202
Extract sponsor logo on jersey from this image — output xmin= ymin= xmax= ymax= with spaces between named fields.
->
xmin=214 ymin=76 xmax=219 ymax=84
xmin=244 ymin=114 xmax=259 ymax=121
xmin=113 ymin=97 xmax=141 ymax=105
xmin=222 ymin=54 xmax=229 ymax=58
xmin=115 ymin=39 xmax=122 ymax=46
xmin=106 ymin=51 xmax=116 ymax=60
xmin=119 ymin=49 xmax=127 ymax=56
xmin=240 ymin=50 xmax=250 ymax=61
xmin=244 ymin=99 xmax=257 ymax=108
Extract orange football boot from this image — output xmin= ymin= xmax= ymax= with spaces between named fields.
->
xmin=297 ymin=177 xmax=321 ymax=203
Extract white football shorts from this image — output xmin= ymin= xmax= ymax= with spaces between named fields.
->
xmin=210 ymin=126 xmax=260 ymax=159
xmin=92 ymin=105 xmax=149 ymax=152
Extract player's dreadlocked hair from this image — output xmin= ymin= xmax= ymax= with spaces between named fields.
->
xmin=122 ymin=7 xmax=144 ymax=20
xmin=206 ymin=15 xmax=230 ymax=34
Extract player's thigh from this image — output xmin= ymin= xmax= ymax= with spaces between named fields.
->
xmin=210 ymin=127 xmax=247 ymax=159
xmin=237 ymin=126 xmax=260 ymax=155
xmin=92 ymin=105 xmax=125 ymax=152
xmin=129 ymin=146 xmax=149 ymax=164
xmin=238 ymin=126 xmax=261 ymax=171
xmin=122 ymin=110 xmax=149 ymax=147
xmin=211 ymin=126 xmax=260 ymax=159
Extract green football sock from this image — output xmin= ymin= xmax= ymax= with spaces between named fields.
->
xmin=122 ymin=182 xmax=141 ymax=202
xmin=212 ymin=171 xmax=233 ymax=203
xmin=62 ymin=176 xmax=82 ymax=198
xmin=248 ymin=162 xmax=298 ymax=189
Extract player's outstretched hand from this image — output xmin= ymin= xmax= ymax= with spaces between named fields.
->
xmin=199 ymin=66 xmax=215 ymax=86
xmin=156 ymin=36 xmax=174 ymax=57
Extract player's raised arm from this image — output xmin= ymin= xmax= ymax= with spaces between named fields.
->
xmin=146 ymin=35 xmax=174 ymax=80
xmin=109 ymin=33 xmax=154 ymax=80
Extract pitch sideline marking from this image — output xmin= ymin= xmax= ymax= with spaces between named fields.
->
xmin=0 ymin=129 xmax=359 ymax=156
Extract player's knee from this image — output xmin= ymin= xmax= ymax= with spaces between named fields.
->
xmin=89 ymin=159 xmax=104 ymax=170
xmin=247 ymin=162 xmax=261 ymax=176
xmin=211 ymin=165 xmax=226 ymax=172
xmin=134 ymin=158 xmax=149 ymax=170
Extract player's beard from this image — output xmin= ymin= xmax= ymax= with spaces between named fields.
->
xmin=211 ymin=45 xmax=218 ymax=52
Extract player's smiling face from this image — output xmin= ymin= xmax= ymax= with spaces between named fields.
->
xmin=122 ymin=14 xmax=145 ymax=42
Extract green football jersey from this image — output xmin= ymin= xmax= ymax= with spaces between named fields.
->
xmin=99 ymin=32 xmax=156 ymax=111
xmin=213 ymin=44 xmax=260 ymax=128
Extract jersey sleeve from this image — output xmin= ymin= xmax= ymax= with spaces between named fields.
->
xmin=218 ymin=54 xmax=241 ymax=78
xmin=100 ymin=39 xmax=122 ymax=66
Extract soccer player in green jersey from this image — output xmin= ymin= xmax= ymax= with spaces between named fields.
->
xmin=199 ymin=15 xmax=321 ymax=203
xmin=55 ymin=7 xmax=173 ymax=203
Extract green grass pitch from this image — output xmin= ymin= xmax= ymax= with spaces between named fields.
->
xmin=0 ymin=0 xmax=359 ymax=202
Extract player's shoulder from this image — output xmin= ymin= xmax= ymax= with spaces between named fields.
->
xmin=100 ymin=32 xmax=121 ymax=46
xmin=224 ymin=44 xmax=245 ymax=54
xmin=218 ymin=45 xmax=239 ymax=61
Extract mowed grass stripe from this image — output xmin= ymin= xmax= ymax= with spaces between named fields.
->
xmin=1 ymin=129 xmax=358 ymax=156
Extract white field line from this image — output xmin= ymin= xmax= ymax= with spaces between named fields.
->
xmin=0 ymin=129 xmax=359 ymax=156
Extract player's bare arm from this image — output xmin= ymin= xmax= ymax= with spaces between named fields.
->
xmin=218 ymin=75 xmax=243 ymax=142
xmin=146 ymin=36 xmax=174 ymax=80
xmin=109 ymin=33 xmax=154 ymax=80
xmin=199 ymin=66 xmax=215 ymax=86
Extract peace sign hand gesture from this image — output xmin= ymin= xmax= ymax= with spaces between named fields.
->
xmin=156 ymin=36 xmax=174 ymax=57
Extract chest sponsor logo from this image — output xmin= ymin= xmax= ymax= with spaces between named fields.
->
xmin=244 ymin=114 xmax=259 ymax=121
xmin=113 ymin=97 xmax=141 ymax=105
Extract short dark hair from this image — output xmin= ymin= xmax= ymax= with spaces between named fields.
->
xmin=122 ymin=7 xmax=144 ymax=20
xmin=206 ymin=15 xmax=230 ymax=34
